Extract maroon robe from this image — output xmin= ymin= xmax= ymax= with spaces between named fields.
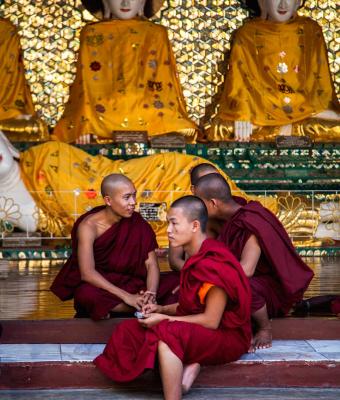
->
xmin=219 ymin=201 xmax=314 ymax=317
xmin=94 ymin=238 xmax=251 ymax=382
xmin=51 ymin=206 xmax=177 ymax=320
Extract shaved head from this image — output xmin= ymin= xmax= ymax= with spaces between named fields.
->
xmin=195 ymin=173 xmax=232 ymax=203
xmin=101 ymin=174 xmax=133 ymax=197
xmin=190 ymin=163 xmax=218 ymax=186
xmin=170 ymin=195 xmax=208 ymax=232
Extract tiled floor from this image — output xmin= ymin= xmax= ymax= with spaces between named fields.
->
xmin=1 ymin=340 xmax=339 ymax=363
xmin=0 ymin=256 xmax=339 ymax=320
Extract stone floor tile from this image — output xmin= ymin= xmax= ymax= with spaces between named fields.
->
xmin=264 ymin=340 xmax=314 ymax=353
xmin=307 ymin=340 xmax=340 ymax=353
xmin=237 ymin=352 xmax=263 ymax=362
xmin=61 ymin=344 xmax=105 ymax=361
xmin=258 ymin=351 xmax=328 ymax=362
xmin=0 ymin=344 xmax=61 ymax=362
xmin=319 ymin=352 xmax=340 ymax=361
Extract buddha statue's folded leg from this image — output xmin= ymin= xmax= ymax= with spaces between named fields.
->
xmin=208 ymin=118 xmax=281 ymax=142
xmin=0 ymin=117 xmax=49 ymax=142
xmin=293 ymin=118 xmax=340 ymax=142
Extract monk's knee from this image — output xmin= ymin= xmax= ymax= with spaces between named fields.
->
xmin=158 ymin=340 xmax=167 ymax=352
xmin=74 ymin=284 xmax=99 ymax=309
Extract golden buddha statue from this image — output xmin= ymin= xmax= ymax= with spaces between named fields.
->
xmin=53 ymin=0 xmax=197 ymax=144
xmin=209 ymin=0 xmax=339 ymax=142
xmin=0 ymin=18 xmax=48 ymax=141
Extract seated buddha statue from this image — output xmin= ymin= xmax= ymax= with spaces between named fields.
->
xmin=209 ymin=0 xmax=339 ymax=142
xmin=53 ymin=0 xmax=197 ymax=144
xmin=0 ymin=18 xmax=48 ymax=141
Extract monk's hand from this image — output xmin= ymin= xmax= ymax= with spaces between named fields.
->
xmin=139 ymin=290 xmax=157 ymax=305
xmin=138 ymin=313 xmax=167 ymax=328
xmin=124 ymin=293 xmax=144 ymax=310
xmin=142 ymin=303 xmax=163 ymax=315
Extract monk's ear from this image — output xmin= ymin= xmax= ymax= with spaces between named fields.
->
xmin=192 ymin=220 xmax=200 ymax=232
xmin=210 ymin=198 xmax=218 ymax=208
xmin=104 ymin=195 xmax=111 ymax=206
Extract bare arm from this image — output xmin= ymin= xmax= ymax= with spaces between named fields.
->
xmin=141 ymin=286 xmax=227 ymax=330
xmin=239 ymin=234 xmax=261 ymax=278
xmin=143 ymin=302 xmax=179 ymax=316
xmin=77 ymin=221 xmax=142 ymax=308
xmin=168 ymin=245 xmax=186 ymax=271
xmin=142 ymin=250 xmax=160 ymax=304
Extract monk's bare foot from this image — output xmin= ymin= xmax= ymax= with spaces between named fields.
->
xmin=249 ymin=328 xmax=272 ymax=352
xmin=182 ymin=363 xmax=200 ymax=394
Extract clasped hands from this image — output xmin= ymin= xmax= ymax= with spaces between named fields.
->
xmin=124 ymin=289 xmax=157 ymax=310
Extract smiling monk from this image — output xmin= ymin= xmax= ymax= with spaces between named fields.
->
xmin=51 ymin=173 xmax=173 ymax=320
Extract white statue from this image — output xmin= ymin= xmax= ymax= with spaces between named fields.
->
xmin=0 ymin=131 xmax=37 ymax=232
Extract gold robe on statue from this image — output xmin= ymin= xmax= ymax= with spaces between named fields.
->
xmin=20 ymin=142 xmax=255 ymax=246
xmin=210 ymin=16 xmax=339 ymax=141
xmin=53 ymin=19 xmax=197 ymax=143
xmin=0 ymin=18 xmax=35 ymax=120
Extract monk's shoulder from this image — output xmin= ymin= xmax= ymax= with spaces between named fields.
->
xmin=131 ymin=212 xmax=154 ymax=231
xmin=77 ymin=210 xmax=105 ymax=239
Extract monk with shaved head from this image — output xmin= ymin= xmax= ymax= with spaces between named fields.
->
xmin=169 ymin=163 xmax=223 ymax=272
xmin=195 ymin=174 xmax=314 ymax=352
xmin=51 ymin=173 xmax=173 ymax=320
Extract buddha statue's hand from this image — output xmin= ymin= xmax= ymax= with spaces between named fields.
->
xmin=314 ymin=110 xmax=340 ymax=121
xmin=15 ymin=114 xmax=32 ymax=120
xmin=76 ymin=134 xmax=92 ymax=145
xmin=278 ymin=124 xmax=293 ymax=136
xmin=234 ymin=120 xmax=253 ymax=142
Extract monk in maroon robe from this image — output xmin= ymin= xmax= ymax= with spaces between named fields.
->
xmin=294 ymin=295 xmax=340 ymax=317
xmin=94 ymin=196 xmax=251 ymax=399
xmin=51 ymin=174 xmax=178 ymax=320
xmin=169 ymin=163 xmax=224 ymax=272
xmin=195 ymin=174 xmax=314 ymax=351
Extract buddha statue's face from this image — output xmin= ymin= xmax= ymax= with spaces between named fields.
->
xmin=103 ymin=0 xmax=146 ymax=20
xmin=260 ymin=0 xmax=299 ymax=22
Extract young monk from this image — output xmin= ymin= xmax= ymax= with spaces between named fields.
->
xmin=194 ymin=174 xmax=314 ymax=352
xmin=169 ymin=163 xmax=222 ymax=272
xmin=51 ymin=174 xmax=176 ymax=320
xmin=94 ymin=196 xmax=251 ymax=399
